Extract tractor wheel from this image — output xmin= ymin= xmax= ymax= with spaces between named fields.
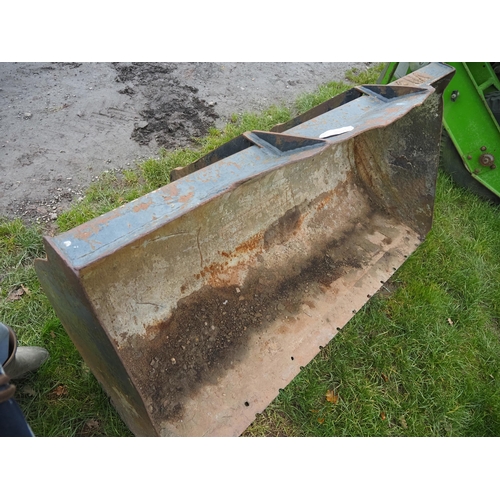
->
xmin=440 ymin=129 xmax=499 ymax=203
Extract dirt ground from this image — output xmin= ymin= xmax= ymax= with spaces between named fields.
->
xmin=0 ymin=62 xmax=369 ymax=223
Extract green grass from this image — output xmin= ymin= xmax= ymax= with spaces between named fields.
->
xmin=0 ymin=218 xmax=132 ymax=436
xmin=2 ymin=62 xmax=500 ymax=436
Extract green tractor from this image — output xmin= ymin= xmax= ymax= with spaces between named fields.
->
xmin=379 ymin=63 xmax=500 ymax=201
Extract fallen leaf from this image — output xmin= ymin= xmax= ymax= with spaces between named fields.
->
xmin=400 ymin=416 xmax=408 ymax=429
xmin=310 ymin=409 xmax=319 ymax=414
xmin=85 ymin=419 xmax=100 ymax=430
xmin=447 ymin=318 xmax=454 ymax=326
xmin=380 ymin=411 xmax=386 ymax=420
xmin=50 ymin=331 xmax=56 ymax=338
xmin=7 ymin=287 xmax=25 ymax=301
xmin=326 ymin=389 xmax=338 ymax=404
xmin=20 ymin=284 xmax=31 ymax=295
xmin=317 ymin=417 xmax=325 ymax=424
xmin=381 ymin=373 xmax=388 ymax=383
xmin=50 ymin=385 xmax=68 ymax=397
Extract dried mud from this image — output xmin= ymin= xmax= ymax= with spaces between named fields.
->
xmin=113 ymin=63 xmax=219 ymax=148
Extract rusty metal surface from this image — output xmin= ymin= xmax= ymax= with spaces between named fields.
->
xmin=35 ymin=63 xmax=454 ymax=436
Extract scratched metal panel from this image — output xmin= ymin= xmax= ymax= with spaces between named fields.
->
xmin=48 ymin=81 xmax=431 ymax=269
xmin=35 ymin=63 xmax=455 ymax=436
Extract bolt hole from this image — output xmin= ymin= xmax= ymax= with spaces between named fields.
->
xmin=367 ymin=294 xmax=371 ymax=298
xmin=336 ymin=327 xmax=341 ymax=331
xmin=300 ymin=366 xmax=304 ymax=370
xmin=291 ymin=356 xmax=294 ymax=360
xmin=392 ymin=267 xmax=397 ymax=271
xmin=403 ymin=255 xmax=408 ymax=258
xmin=244 ymin=401 xmax=250 ymax=407
xmin=352 ymin=310 xmax=356 ymax=313
xmin=380 ymin=281 xmax=384 ymax=284
xmin=319 ymin=346 xmax=323 ymax=350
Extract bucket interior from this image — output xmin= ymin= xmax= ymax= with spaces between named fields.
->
xmin=79 ymin=136 xmax=424 ymax=436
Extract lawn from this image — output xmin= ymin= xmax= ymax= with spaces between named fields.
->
xmin=1 ymin=63 xmax=499 ymax=436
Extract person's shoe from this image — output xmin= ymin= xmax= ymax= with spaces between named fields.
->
xmin=3 ymin=346 xmax=49 ymax=379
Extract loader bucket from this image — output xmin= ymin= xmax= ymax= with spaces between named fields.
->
xmin=35 ymin=63 xmax=454 ymax=436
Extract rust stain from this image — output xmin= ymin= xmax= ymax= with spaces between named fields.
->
xmin=72 ymin=209 xmax=123 ymax=241
xmin=73 ymin=211 xmax=121 ymax=241
xmin=235 ymin=232 xmax=264 ymax=254
xmin=164 ymin=184 xmax=179 ymax=198
xmin=207 ymin=263 xmax=246 ymax=288
xmin=132 ymin=201 xmax=153 ymax=213
xmin=315 ymin=192 xmax=334 ymax=212
xmin=193 ymin=233 xmax=265 ymax=284
xmin=73 ymin=226 xmax=99 ymax=241
xmin=179 ymin=191 xmax=194 ymax=204
xmin=392 ymin=71 xmax=432 ymax=87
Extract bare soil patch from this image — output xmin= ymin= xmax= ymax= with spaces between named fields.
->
xmin=0 ymin=62 xmax=368 ymax=223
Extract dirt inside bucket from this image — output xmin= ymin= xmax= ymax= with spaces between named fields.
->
xmin=118 ymin=215 xmax=374 ymax=424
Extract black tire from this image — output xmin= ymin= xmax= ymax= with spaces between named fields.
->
xmin=440 ymin=128 xmax=500 ymax=203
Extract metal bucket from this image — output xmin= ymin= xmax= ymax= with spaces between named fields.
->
xmin=35 ymin=63 xmax=454 ymax=436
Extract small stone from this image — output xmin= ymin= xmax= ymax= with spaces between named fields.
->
xmin=49 ymin=213 xmax=58 ymax=220
xmin=23 ymin=112 xmax=32 ymax=119
xmin=171 ymin=358 xmax=176 ymax=365
xmin=136 ymin=120 xmax=148 ymax=129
